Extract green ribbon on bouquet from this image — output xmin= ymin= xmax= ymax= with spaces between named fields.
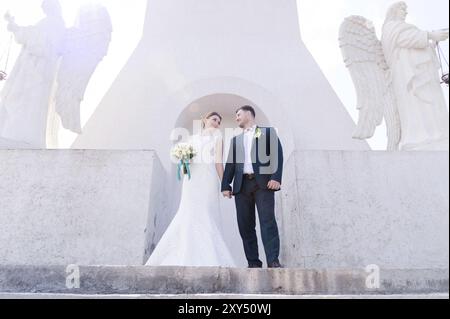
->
xmin=177 ymin=160 xmax=192 ymax=181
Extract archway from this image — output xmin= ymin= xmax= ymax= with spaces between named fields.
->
xmin=164 ymin=76 xmax=295 ymax=160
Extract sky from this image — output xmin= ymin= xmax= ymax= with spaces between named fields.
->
xmin=0 ymin=0 xmax=448 ymax=150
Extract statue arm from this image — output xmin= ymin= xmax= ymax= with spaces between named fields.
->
xmin=9 ymin=24 xmax=34 ymax=46
xmin=5 ymin=14 xmax=27 ymax=44
xmin=428 ymin=29 xmax=449 ymax=43
xmin=4 ymin=13 xmax=42 ymax=47
xmin=395 ymin=24 xmax=430 ymax=49
xmin=6 ymin=20 xmax=18 ymax=33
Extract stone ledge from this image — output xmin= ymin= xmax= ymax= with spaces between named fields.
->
xmin=0 ymin=266 xmax=447 ymax=296
xmin=0 ymin=149 xmax=165 ymax=266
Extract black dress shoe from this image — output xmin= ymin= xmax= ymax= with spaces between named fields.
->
xmin=268 ymin=261 xmax=283 ymax=268
xmin=248 ymin=264 xmax=263 ymax=269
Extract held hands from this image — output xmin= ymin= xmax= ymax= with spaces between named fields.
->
xmin=222 ymin=181 xmax=281 ymax=198
xmin=428 ymin=29 xmax=449 ymax=42
xmin=222 ymin=191 xmax=233 ymax=199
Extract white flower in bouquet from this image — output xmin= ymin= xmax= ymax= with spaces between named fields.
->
xmin=171 ymin=143 xmax=197 ymax=180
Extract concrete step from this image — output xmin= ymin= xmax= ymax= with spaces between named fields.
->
xmin=0 ymin=266 xmax=448 ymax=296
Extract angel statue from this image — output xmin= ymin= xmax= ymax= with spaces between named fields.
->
xmin=339 ymin=1 xmax=449 ymax=151
xmin=0 ymin=0 xmax=112 ymax=148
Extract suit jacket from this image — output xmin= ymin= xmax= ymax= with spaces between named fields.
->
xmin=221 ymin=127 xmax=284 ymax=195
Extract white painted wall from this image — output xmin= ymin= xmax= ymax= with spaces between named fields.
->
xmin=0 ymin=150 xmax=447 ymax=270
xmin=73 ymin=0 xmax=369 ymax=164
xmin=0 ymin=150 xmax=166 ymax=266
xmin=279 ymin=151 xmax=449 ymax=269
xmin=72 ymin=0 xmax=372 ymax=245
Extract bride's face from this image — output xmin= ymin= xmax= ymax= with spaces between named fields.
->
xmin=204 ymin=115 xmax=222 ymax=129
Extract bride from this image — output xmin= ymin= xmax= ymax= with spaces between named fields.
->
xmin=146 ymin=112 xmax=237 ymax=267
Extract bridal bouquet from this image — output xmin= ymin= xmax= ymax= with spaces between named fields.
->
xmin=171 ymin=143 xmax=197 ymax=180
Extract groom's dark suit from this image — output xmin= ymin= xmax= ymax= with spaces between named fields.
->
xmin=221 ymin=127 xmax=283 ymax=267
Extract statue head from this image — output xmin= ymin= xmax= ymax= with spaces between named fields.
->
xmin=76 ymin=4 xmax=112 ymax=34
xmin=41 ymin=0 xmax=62 ymax=18
xmin=385 ymin=2 xmax=408 ymax=22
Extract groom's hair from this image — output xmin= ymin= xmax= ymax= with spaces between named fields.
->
xmin=236 ymin=105 xmax=256 ymax=118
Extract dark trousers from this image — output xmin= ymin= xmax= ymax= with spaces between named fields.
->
xmin=234 ymin=176 xmax=280 ymax=267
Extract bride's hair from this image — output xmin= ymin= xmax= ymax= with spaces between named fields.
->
xmin=201 ymin=111 xmax=223 ymax=129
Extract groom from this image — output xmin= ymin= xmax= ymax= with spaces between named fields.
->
xmin=222 ymin=106 xmax=284 ymax=269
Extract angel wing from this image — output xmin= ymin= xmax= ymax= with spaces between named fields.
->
xmin=54 ymin=4 xmax=112 ymax=134
xmin=339 ymin=16 xmax=401 ymax=150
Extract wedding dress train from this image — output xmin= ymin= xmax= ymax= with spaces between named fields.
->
xmin=146 ymin=134 xmax=237 ymax=267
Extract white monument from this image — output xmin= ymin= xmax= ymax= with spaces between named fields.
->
xmin=73 ymin=0 xmax=369 ymax=160
xmin=339 ymin=2 xmax=449 ymax=151
xmin=0 ymin=1 xmax=447 ymax=295
xmin=71 ymin=0 xmax=370 ymax=267
xmin=0 ymin=0 xmax=66 ymax=148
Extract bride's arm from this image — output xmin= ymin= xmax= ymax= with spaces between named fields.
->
xmin=215 ymin=137 xmax=224 ymax=182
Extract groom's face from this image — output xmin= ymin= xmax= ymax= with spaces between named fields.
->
xmin=236 ymin=110 xmax=251 ymax=128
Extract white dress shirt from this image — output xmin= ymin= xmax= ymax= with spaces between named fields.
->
xmin=243 ymin=125 xmax=257 ymax=174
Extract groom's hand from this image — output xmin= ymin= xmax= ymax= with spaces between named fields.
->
xmin=222 ymin=191 xmax=233 ymax=199
xmin=268 ymin=180 xmax=281 ymax=191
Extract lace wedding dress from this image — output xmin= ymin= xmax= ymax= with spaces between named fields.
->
xmin=146 ymin=134 xmax=237 ymax=267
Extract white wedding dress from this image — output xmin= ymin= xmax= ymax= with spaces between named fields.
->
xmin=146 ymin=134 xmax=237 ymax=267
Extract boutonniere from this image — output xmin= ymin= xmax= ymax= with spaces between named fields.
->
xmin=254 ymin=127 xmax=263 ymax=139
